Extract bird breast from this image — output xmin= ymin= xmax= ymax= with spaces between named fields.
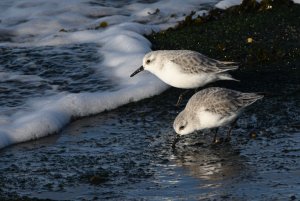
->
xmin=197 ymin=110 xmax=238 ymax=130
xmin=157 ymin=61 xmax=213 ymax=89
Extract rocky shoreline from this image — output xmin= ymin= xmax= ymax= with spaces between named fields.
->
xmin=148 ymin=0 xmax=300 ymax=88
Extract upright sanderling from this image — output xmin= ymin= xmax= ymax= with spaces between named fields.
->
xmin=172 ymin=87 xmax=263 ymax=147
xmin=130 ymin=50 xmax=238 ymax=89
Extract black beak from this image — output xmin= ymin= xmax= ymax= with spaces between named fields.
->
xmin=172 ymin=135 xmax=181 ymax=149
xmin=130 ymin=66 xmax=144 ymax=77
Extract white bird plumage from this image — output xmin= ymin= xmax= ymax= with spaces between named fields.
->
xmin=130 ymin=50 xmax=238 ymax=89
xmin=173 ymin=87 xmax=263 ymax=140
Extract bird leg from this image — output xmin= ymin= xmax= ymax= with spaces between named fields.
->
xmin=212 ymin=128 xmax=219 ymax=144
xmin=172 ymin=135 xmax=181 ymax=149
xmin=225 ymin=119 xmax=238 ymax=142
xmin=176 ymin=90 xmax=190 ymax=106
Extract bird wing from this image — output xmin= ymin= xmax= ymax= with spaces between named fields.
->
xmin=202 ymin=88 xmax=263 ymax=117
xmin=170 ymin=51 xmax=238 ymax=74
xmin=196 ymin=88 xmax=244 ymax=117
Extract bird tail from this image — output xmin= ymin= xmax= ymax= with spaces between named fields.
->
xmin=218 ymin=73 xmax=239 ymax=82
xmin=240 ymin=93 xmax=264 ymax=107
xmin=217 ymin=61 xmax=239 ymax=72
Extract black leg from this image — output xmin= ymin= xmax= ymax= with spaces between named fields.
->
xmin=225 ymin=119 xmax=238 ymax=142
xmin=212 ymin=128 xmax=219 ymax=144
xmin=176 ymin=90 xmax=190 ymax=106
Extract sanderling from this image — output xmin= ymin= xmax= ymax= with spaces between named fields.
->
xmin=172 ymin=87 xmax=263 ymax=147
xmin=130 ymin=50 xmax=238 ymax=89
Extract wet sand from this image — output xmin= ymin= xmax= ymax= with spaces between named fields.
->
xmin=0 ymin=72 xmax=299 ymax=200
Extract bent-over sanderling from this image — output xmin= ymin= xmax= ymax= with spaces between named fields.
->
xmin=130 ymin=50 xmax=238 ymax=89
xmin=172 ymin=87 xmax=263 ymax=147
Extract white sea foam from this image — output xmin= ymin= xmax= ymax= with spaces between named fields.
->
xmin=216 ymin=0 xmax=300 ymax=9
xmin=215 ymin=0 xmax=242 ymax=9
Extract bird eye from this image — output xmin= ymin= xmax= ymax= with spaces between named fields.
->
xmin=146 ymin=59 xmax=150 ymax=64
xmin=179 ymin=125 xmax=185 ymax=131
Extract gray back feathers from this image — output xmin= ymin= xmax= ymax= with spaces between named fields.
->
xmin=186 ymin=87 xmax=263 ymax=117
xmin=167 ymin=50 xmax=238 ymax=74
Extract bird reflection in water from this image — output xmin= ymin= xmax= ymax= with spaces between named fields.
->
xmin=171 ymin=138 xmax=246 ymax=182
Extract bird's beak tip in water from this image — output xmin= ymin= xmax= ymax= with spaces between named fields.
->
xmin=130 ymin=66 xmax=144 ymax=77
xmin=172 ymin=135 xmax=181 ymax=149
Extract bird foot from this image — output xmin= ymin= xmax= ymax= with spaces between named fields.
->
xmin=212 ymin=137 xmax=223 ymax=145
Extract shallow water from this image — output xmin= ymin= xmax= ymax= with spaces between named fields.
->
xmin=0 ymin=80 xmax=299 ymax=200
xmin=0 ymin=44 xmax=113 ymax=112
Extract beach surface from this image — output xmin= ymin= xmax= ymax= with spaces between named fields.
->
xmin=0 ymin=0 xmax=300 ymax=200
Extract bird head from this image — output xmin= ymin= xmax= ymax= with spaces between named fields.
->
xmin=130 ymin=51 xmax=160 ymax=77
xmin=173 ymin=110 xmax=197 ymax=135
